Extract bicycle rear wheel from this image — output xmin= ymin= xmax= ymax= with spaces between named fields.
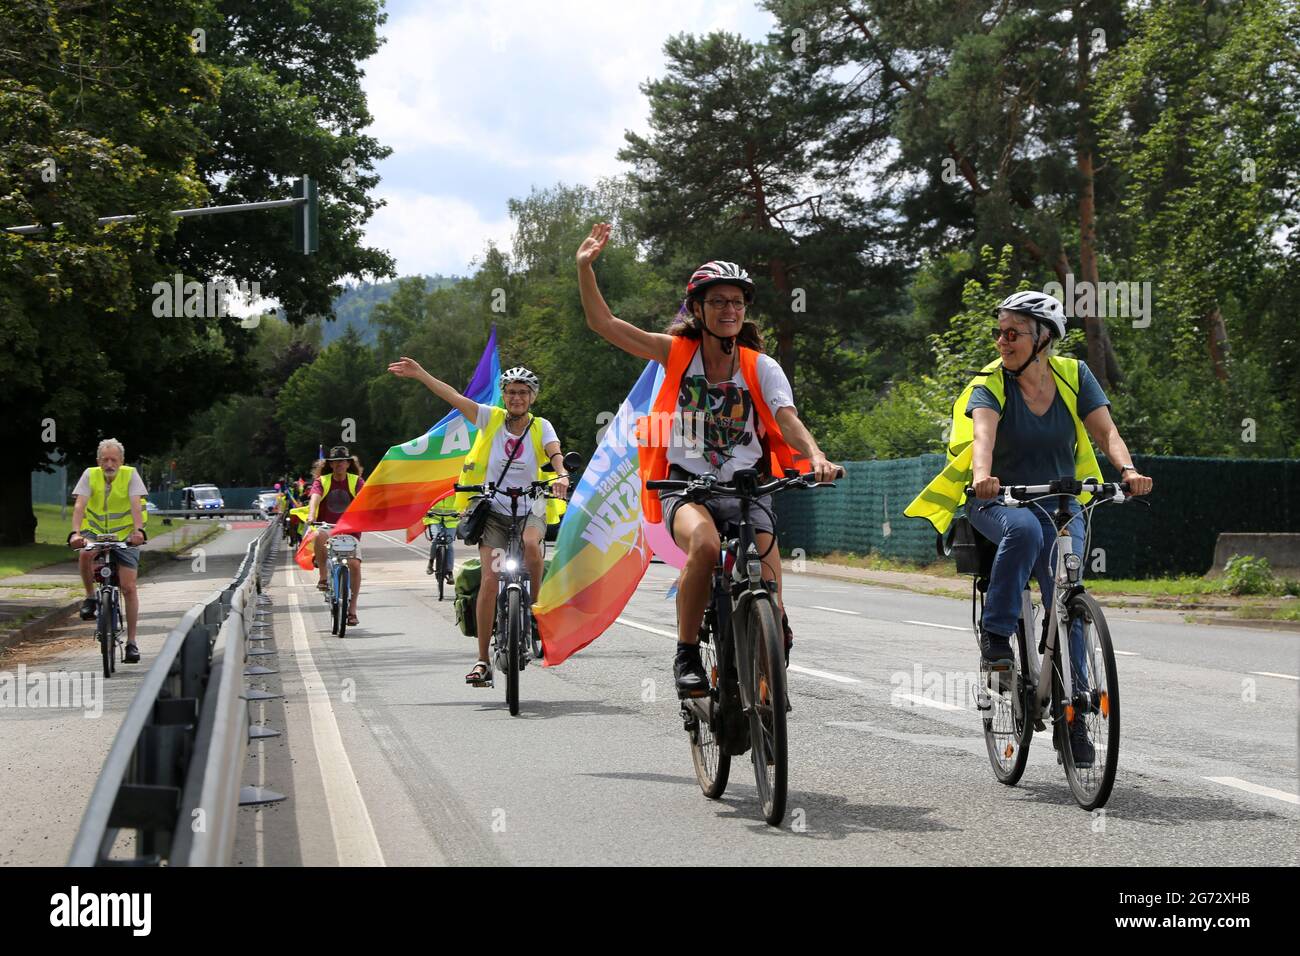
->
xmin=337 ymin=567 xmax=351 ymax=639
xmin=745 ymin=596 xmax=788 ymax=826
xmin=688 ymin=628 xmax=730 ymax=799
xmin=505 ymin=589 xmax=521 ymax=715
xmin=982 ymin=617 xmax=1034 ymax=785
xmin=1059 ymin=592 xmax=1120 ymax=810
xmin=97 ymin=593 xmax=112 ymax=679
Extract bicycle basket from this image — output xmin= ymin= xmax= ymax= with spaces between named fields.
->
xmin=329 ymin=534 xmax=359 ymax=556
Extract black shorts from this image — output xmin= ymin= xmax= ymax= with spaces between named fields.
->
xmin=660 ymin=465 xmax=775 ymax=541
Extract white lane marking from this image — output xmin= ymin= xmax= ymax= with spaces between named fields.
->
xmin=1204 ymin=776 xmax=1300 ymax=806
xmin=807 ymin=605 xmax=860 ymax=616
xmin=1249 ymin=671 xmax=1299 ymax=681
xmin=615 ymin=616 xmax=677 ymax=639
xmin=893 ymin=692 xmax=965 ymax=712
xmin=1113 ymin=650 xmax=1141 ymax=657
xmin=618 ymin=615 xmax=862 ymax=685
xmin=374 ymin=530 xmax=429 ymax=557
xmin=788 ymin=665 xmax=861 ymax=685
xmin=287 ymin=590 xmax=387 ymax=866
xmin=902 ymin=620 xmax=967 ymax=632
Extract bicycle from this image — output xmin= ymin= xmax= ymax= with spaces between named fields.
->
xmin=424 ymin=508 xmax=458 ymax=600
xmin=453 ymin=472 xmax=567 ymax=716
xmin=313 ymin=522 xmax=358 ymax=639
xmin=645 ymin=466 xmax=841 ymax=827
xmin=958 ymin=478 xmax=1141 ymax=811
xmin=81 ymin=536 xmax=133 ymax=679
xmin=282 ymin=508 xmax=302 ymax=548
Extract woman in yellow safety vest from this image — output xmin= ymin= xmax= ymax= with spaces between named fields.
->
xmin=905 ymin=291 xmax=1152 ymax=764
xmin=387 ymin=357 xmax=571 ymax=687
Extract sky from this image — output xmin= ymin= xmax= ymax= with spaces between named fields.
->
xmin=358 ymin=0 xmax=778 ymax=280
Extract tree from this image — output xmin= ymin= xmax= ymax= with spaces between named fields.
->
xmin=762 ymin=0 xmax=1132 ymax=389
xmin=619 ymin=32 xmax=888 ymax=382
xmin=0 ymin=0 xmax=218 ymax=544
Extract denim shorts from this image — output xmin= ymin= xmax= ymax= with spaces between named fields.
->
xmin=661 ymin=466 xmax=775 ymax=540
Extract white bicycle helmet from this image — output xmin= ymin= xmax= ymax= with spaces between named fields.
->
xmin=994 ymin=291 xmax=1067 ymax=340
xmin=500 ymin=366 xmax=540 ymax=395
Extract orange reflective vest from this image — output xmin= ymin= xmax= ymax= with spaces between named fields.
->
xmin=637 ymin=336 xmax=808 ymax=524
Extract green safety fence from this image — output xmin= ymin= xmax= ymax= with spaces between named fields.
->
xmin=774 ymin=455 xmax=1300 ymax=579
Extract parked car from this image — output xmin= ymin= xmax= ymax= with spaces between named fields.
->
xmin=182 ymin=484 xmax=224 ymax=515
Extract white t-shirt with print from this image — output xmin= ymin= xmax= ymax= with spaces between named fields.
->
xmin=473 ymin=404 xmax=559 ymax=515
xmin=664 ymin=349 xmax=795 ymax=481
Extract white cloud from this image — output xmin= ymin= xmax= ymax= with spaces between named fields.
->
xmin=360 ymin=0 xmax=776 ymax=274
xmin=364 ymin=188 xmax=514 ymax=278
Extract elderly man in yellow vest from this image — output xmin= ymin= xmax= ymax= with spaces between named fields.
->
xmin=68 ymin=438 xmax=149 ymax=663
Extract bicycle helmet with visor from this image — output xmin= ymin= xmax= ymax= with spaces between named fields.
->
xmin=993 ymin=291 xmax=1067 ymax=377
xmin=499 ymin=366 xmax=540 ymax=395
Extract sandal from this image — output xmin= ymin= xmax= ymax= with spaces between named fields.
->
xmin=465 ymin=660 xmax=492 ymax=686
xmin=347 ymin=612 xmax=359 ymax=626
xmin=316 ymin=580 xmax=329 ymax=591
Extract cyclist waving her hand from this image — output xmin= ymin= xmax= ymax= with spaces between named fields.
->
xmin=576 ymin=222 xmax=838 ymax=699
xmin=388 ymin=357 xmax=569 ymax=686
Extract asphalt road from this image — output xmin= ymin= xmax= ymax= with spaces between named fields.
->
xmin=2 ymin=521 xmax=1294 ymax=866
xmin=228 ymin=528 xmax=1299 ymax=867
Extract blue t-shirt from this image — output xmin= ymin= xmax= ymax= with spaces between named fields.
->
xmin=966 ymin=361 xmax=1109 ymax=487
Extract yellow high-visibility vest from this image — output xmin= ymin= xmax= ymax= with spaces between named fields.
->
xmin=453 ymin=407 xmax=566 ymax=526
xmin=81 ymin=466 xmax=148 ymax=541
xmin=904 ymin=355 xmax=1101 ymax=534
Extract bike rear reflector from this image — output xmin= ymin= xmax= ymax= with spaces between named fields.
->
xmin=1065 ymin=704 xmax=1075 ymax=724
xmin=1099 ymin=691 xmax=1109 ymax=718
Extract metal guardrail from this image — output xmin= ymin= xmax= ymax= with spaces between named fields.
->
xmin=68 ymin=521 xmax=281 ymax=866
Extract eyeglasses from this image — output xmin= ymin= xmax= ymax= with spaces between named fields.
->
xmin=504 ymin=389 xmax=532 ymax=398
xmin=991 ymin=326 xmax=1033 ymax=343
xmin=704 ymin=297 xmax=746 ymax=312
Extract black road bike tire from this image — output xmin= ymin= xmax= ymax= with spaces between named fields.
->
xmin=338 ymin=567 xmax=350 ymax=639
xmin=746 ymin=595 xmax=788 ymax=826
xmin=435 ymin=545 xmax=446 ymax=601
xmin=689 ymin=626 xmax=731 ymax=799
xmin=505 ymin=589 xmax=521 ymax=716
xmin=98 ymin=591 xmax=112 ymax=679
xmin=1060 ymin=592 xmax=1120 ymax=811
xmin=983 ymin=616 xmax=1035 ymax=785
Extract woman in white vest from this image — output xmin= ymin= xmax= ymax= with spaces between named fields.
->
xmin=388 ymin=358 xmax=571 ymax=686
xmin=67 ymin=438 xmax=149 ymax=664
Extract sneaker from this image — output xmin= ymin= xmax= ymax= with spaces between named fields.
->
xmin=123 ymin=644 xmax=141 ymax=664
xmin=979 ymin=629 xmax=1014 ymax=666
xmin=673 ymin=642 xmax=709 ymax=699
xmin=1069 ymin=717 xmax=1095 ymax=768
xmin=79 ymin=598 xmax=97 ymax=621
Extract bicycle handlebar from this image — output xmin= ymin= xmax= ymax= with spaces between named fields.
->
xmin=646 ymin=466 xmax=843 ymax=500
xmin=964 ymin=478 xmax=1135 ymax=506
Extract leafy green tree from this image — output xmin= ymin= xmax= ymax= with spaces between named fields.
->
xmin=275 ymin=327 xmax=381 ymax=468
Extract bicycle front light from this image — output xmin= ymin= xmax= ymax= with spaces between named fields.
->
xmin=100 ymin=566 xmax=112 ymax=579
xmin=1064 ymin=552 xmax=1081 ymax=583
xmin=504 ymin=559 xmax=518 ymax=572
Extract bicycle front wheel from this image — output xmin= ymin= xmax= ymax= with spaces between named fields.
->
xmin=745 ymin=596 xmax=788 ymax=827
xmin=97 ymin=594 xmax=112 ymax=679
xmin=1058 ymin=592 xmax=1120 ymax=810
xmin=688 ymin=630 xmax=730 ymax=799
xmin=435 ymin=545 xmax=446 ymax=601
xmin=505 ymin=589 xmax=521 ymax=715
xmin=337 ymin=568 xmax=351 ymax=639
xmin=982 ymin=617 xmax=1034 ymax=785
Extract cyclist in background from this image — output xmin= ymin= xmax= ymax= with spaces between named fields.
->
xmin=388 ymin=357 xmax=569 ymax=686
xmin=67 ymin=438 xmax=149 ymax=663
xmin=308 ymin=446 xmax=365 ymax=627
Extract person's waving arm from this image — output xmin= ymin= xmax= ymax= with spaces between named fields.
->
xmin=387 ymin=357 xmax=481 ymax=421
xmin=577 ymin=223 xmax=671 ymax=365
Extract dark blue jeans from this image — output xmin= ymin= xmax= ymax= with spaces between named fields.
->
xmin=967 ymin=497 xmax=1089 ymax=688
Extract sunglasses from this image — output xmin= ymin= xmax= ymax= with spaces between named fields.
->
xmin=991 ymin=326 xmax=1035 ymax=343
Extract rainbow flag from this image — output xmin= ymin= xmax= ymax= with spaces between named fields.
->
xmin=334 ymin=329 xmax=501 ymax=536
xmin=534 ymin=360 xmax=662 ymax=665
